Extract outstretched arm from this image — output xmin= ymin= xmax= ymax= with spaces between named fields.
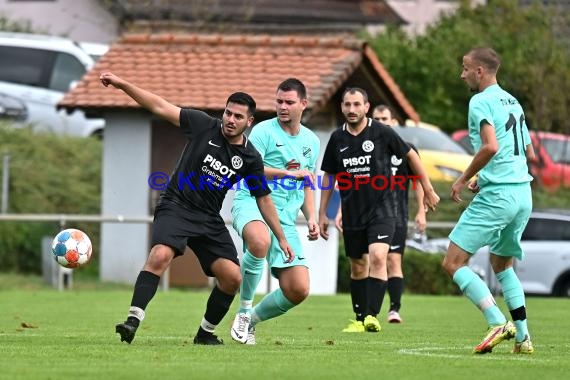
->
xmin=100 ymin=71 xmax=181 ymax=126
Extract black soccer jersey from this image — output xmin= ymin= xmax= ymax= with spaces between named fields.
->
xmin=158 ymin=109 xmax=270 ymax=217
xmin=321 ymin=118 xmax=410 ymax=230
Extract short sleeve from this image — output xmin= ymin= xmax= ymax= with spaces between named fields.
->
xmin=320 ymin=133 xmax=339 ymax=174
xmin=179 ymin=109 xmax=219 ymax=139
xmin=469 ymin=97 xmax=494 ymax=130
xmin=385 ymin=127 xmax=411 ymax=158
xmin=248 ymin=125 xmax=269 ymax=160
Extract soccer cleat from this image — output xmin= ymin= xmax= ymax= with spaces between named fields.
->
xmin=230 ymin=312 xmax=251 ymax=344
xmin=513 ymin=335 xmax=534 ymax=354
xmin=342 ymin=320 xmax=365 ymax=333
xmin=363 ymin=315 xmax=381 ymax=332
xmin=245 ymin=325 xmax=256 ymax=345
xmin=387 ymin=310 xmax=403 ymax=324
xmin=193 ymin=333 xmax=224 ymax=345
xmin=115 ymin=321 xmax=137 ymax=344
xmin=473 ymin=321 xmax=516 ymax=354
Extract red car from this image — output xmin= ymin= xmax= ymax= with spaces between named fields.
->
xmin=452 ymin=129 xmax=570 ymax=191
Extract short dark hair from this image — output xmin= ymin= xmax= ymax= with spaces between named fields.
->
xmin=277 ymin=78 xmax=307 ymax=99
xmin=373 ymin=104 xmax=394 ymax=116
xmin=226 ymin=92 xmax=256 ymax=115
xmin=467 ymin=47 xmax=501 ymax=73
xmin=342 ymin=87 xmax=368 ymax=103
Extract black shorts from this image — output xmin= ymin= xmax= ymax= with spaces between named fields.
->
xmin=151 ymin=202 xmax=239 ymax=276
xmin=388 ymin=224 xmax=407 ymax=255
xmin=343 ymin=218 xmax=396 ymax=259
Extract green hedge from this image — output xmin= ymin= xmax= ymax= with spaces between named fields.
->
xmin=0 ymin=123 xmax=101 ymax=275
xmin=337 ymin=238 xmax=459 ymax=295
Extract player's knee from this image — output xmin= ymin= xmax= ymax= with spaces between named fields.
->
xmin=350 ymin=262 xmax=368 ymax=278
xmin=244 ymin=233 xmax=270 ymax=258
xmin=283 ymin=284 xmax=309 ymax=304
xmin=218 ymin=271 xmax=241 ymax=294
xmin=146 ymin=245 xmax=174 ymax=273
xmin=247 ymin=240 xmax=270 ymax=258
xmin=441 ymin=256 xmax=457 ymax=276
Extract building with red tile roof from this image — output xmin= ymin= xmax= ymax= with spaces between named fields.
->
xmin=59 ymin=32 xmax=418 ymax=122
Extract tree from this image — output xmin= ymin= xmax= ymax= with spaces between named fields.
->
xmin=0 ymin=15 xmax=36 ymax=33
xmin=367 ymin=0 xmax=570 ymax=135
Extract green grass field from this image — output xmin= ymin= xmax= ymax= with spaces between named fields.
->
xmin=0 ymin=274 xmax=568 ymax=380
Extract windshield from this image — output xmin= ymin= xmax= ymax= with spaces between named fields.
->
xmin=393 ymin=126 xmax=468 ymax=154
xmin=542 ymin=137 xmax=570 ymax=164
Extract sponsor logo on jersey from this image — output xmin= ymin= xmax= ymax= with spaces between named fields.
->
xmin=231 ymin=156 xmax=243 ymax=169
xmin=342 ymin=155 xmax=371 ymax=167
xmin=286 ymin=159 xmax=301 ymax=171
xmin=362 ymin=140 xmax=374 ymax=152
xmin=208 ymin=140 xmax=221 ymax=148
xmin=202 ymin=154 xmax=237 ymax=178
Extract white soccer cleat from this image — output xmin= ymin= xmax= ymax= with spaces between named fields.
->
xmin=245 ymin=324 xmax=256 ymax=345
xmin=230 ymin=312 xmax=251 ymax=344
xmin=387 ymin=310 xmax=403 ymax=324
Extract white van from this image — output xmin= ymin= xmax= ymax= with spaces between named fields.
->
xmin=0 ymin=32 xmax=106 ymax=137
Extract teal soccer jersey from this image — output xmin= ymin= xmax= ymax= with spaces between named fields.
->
xmin=450 ymin=84 xmax=533 ymax=257
xmin=233 ymin=117 xmax=320 ymax=225
xmin=467 ymin=84 xmax=533 ymax=186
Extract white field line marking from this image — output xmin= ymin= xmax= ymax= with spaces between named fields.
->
xmin=398 ymin=345 xmax=553 ymax=362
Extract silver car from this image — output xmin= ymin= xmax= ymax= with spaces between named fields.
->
xmin=411 ymin=209 xmax=570 ymax=297
xmin=0 ymin=32 xmax=106 ymax=137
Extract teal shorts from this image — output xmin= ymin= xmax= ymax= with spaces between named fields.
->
xmin=232 ymin=199 xmax=306 ymax=278
xmin=449 ymin=182 xmax=532 ymax=259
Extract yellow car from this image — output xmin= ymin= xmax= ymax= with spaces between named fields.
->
xmin=392 ymin=121 xmax=473 ymax=182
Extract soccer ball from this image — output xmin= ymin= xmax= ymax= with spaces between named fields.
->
xmin=51 ymin=228 xmax=93 ymax=268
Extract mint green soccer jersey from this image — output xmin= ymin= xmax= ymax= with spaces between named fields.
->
xmin=468 ymin=84 xmax=533 ymax=186
xmin=234 ymin=118 xmax=320 ymax=224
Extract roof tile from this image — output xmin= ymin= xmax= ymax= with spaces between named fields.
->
xmin=60 ymin=33 xmax=417 ymax=120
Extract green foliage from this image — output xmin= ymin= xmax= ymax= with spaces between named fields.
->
xmin=367 ymin=0 xmax=570 ymax=135
xmin=0 ymin=123 xmax=101 ymax=274
xmin=0 ymin=14 xmax=39 ymax=33
xmin=403 ymin=249 xmax=460 ymax=295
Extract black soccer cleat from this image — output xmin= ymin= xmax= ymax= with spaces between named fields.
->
xmin=193 ymin=333 xmax=224 ymax=345
xmin=115 ymin=322 xmax=138 ymax=344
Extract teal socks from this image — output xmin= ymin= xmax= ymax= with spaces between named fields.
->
xmin=497 ymin=267 xmax=529 ymax=341
xmin=251 ymin=288 xmax=295 ymax=323
xmin=239 ymin=251 xmax=265 ymax=313
xmin=453 ymin=266 xmax=506 ymax=326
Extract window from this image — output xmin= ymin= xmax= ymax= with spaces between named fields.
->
xmin=542 ymin=137 xmax=570 ymax=165
xmin=0 ymin=46 xmax=55 ymax=88
xmin=394 ymin=126 xmax=468 ymax=154
xmin=49 ymin=52 xmax=86 ymax=92
xmin=522 ymin=217 xmax=570 ymax=241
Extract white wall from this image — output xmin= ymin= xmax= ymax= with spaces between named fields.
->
xmin=100 ymin=112 xmax=151 ymax=283
xmin=0 ymin=0 xmax=118 ymax=43
xmin=384 ymin=0 xmax=486 ymax=35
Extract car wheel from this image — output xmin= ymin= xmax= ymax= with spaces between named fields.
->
xmin=554 ymin=277 xmax=570 ymax=297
